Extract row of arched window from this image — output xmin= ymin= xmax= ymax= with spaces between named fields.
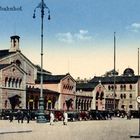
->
xmin=63 ymin=84 xmax=73 ymax=90
xmin=120 ymin=93 xmax=132 ymax=99
xmin=121 ymin=105 xmax=133 ymax=109
xmin=106 ymin=100 xmax=114 ymax=104
xmin=106 ymin=93 xmax=133 ymax=99
xmin=96 ymin=92 xmax=104 ymax=100
xmin=108 ymin=84 xmax=133 ymax=91
xmin=5 ymin=77 xmax=22 ymax=88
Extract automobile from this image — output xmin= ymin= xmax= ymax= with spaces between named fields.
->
xmin=1 ymin=109 xmax=11 ymax=120
xmin=67 ymin=111 xmax=80 ymax=121
xmin=89 ymin=110 xmax=110 ymax=120
xmin=130 ymin=110 xmax=139 ymax=118
xmin=114 ymin=110 xmax=126 ymax=118
xmin=1 ymin=109 xmax=21 ymax=120
xmin=79 ymin=111 xmax=89 ymax=120
xmin=54 ymin=110 xmax=63 ymax=121
xmin=88 ymin=110 xmax=97 ymax=120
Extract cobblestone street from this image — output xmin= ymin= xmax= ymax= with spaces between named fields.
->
xmin=0 ymin=118 xmax=139 ymax=140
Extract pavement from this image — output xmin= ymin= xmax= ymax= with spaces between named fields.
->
xmin=0 ymin=118 xmax=140 ymax=140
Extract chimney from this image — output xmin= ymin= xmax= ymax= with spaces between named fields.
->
xmin=9 ymin=35 xmax=20 ymax=52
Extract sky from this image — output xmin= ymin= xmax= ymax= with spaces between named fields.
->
xmin=0 ymin=0 xmax=140 ymax=79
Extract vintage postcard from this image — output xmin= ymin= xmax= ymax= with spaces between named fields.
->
xmin=0 ymin=0 xmax=140 ymax=140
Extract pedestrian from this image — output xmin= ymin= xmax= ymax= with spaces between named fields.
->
xmin=26 ymin=111 xmax=31 ymax=123
xmin=63 ymin=111 xmax=68 ymax=125
xmin=20 ymin=111 xmax=24 ymax=123
xmin=17 ymin=110 xmax=21 ymax=123
xmin=50 ymin=111 xmax=54 ymax=125
xmin=127 ymin=110 xmax=131 ymax=120
xmin=9 ymin=111 xmax=13 ymax=122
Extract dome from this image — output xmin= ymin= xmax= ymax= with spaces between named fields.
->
xmin=123 ymin=68 xmax=135 ymax=76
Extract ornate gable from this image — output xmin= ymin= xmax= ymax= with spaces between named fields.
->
xmin=0 ymin=63 xmax=26 ymax=109
xmin=0 ymin=51 xmax=37 ymax=84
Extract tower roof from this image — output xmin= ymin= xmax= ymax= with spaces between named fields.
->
xmin=10 ymin=35 xmax=20 ymax=40
xmin=123 ymin=68 xmax=135 ymax=76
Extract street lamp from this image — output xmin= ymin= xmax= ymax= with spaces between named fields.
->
xmin=33 ymin=0 xmax=50 ymax=123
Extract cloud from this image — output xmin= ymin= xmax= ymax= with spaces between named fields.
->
xmin=127 ymin=22 xmax=140 ymax=33
xmin=56 ymin=29 xmax=93 ymax=43
xmin=74 ymin=30 xmax=92 ymax=41
xmin=56 ymin=32 xmax=74 ymax=43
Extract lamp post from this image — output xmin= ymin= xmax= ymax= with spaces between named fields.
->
xmin=33 ymin=0 xmax=50 ymax=123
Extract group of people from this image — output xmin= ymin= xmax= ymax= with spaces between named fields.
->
xmin=50 ymin=111 xmax=68 ymax=125
xmin=8 ymin=110 xmax=68 ymax=125
xmin=9 ymin=110 xmax=31 ymax=123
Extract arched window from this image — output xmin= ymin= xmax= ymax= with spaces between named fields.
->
xmin=121 ymin=105 xmax=124 ymax=109
xmin=15 ymin=78 xmax=18 ymax=88
xmin=111 ymin=85 xmax=114 ymax=90
xmin=8 ymin=78 xmax=12 ymax=87
xmin=66 ymin=85 xmax=69 ymax=89
xmin=19 ymin=79 xmax=22 ymax=88
xmin=100 ymin=92 xmax=104 ymax=100
xmin=12 ymin=78 xmax=15 ymax=88
xmin=96 ymin=92 xmax=99 ymax=100
xmin=5 ymin=77 xmax=8 ymax=87
xmin=120 ymin=94 xmax=123 ymax=99
xmin=129 ymin=84 xmax=132 ymax=90
xmin=129 ymin=94 xmax=132 ymax=98
xmin=108 ymin=85 xmax=111 ymax=90
xmin=16 ymin=59 xmax=21 ymax=67
xmin=124 ymin=85 xmax=126 ymax=90
xmin=120 ymin=85 xmax=123 ymax=90
xmin=129 ymin=105 xmax=133 ymax=108
xmin=124 ymin=94 xmax=126 ymax=99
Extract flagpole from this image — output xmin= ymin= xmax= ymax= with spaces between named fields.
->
xmin=138 ymin=48 xmax=140 ymax=135
xmin=113 ymin=32 xmax=116 ymax=111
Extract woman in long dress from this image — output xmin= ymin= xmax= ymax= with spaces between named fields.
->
xmin=63 ymin=111 xmax=68 ymax=125
xmin=50 ymin=112 xmax=54 ymax=125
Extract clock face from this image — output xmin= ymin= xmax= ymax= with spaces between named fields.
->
xmin=136 ymin=96 xmax=140 ymax=103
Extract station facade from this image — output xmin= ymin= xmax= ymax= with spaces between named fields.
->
xmin=0 ymin=35 xmax=139 ymax=112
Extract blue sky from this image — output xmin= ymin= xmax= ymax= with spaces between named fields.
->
xmin=0 ymin=0 xmax=140 ymax=79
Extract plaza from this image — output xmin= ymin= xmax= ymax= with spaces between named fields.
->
xmin=0 ymin=118 xmax=139 ymax=140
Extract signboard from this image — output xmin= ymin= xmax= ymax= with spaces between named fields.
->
xmin=136 ymin=96 xmax=140 ymax=103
